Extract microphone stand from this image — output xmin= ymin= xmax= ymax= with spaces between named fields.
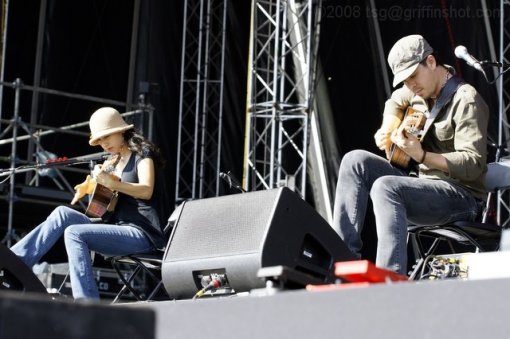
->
xmin=475 ymin=60 xmax=510 ymax=225
xmin=480 ymin=61 xmax=510 ymax=68
xmin=476 ymin=60 xmax=510 ymax=85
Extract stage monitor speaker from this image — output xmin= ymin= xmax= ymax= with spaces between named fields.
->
xmin=0 ymin=242 xmax=48 ymax=294
xmin=162 ymin=187 xmax=356 ymax=299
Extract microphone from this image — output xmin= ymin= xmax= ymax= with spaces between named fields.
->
xmin=219 ymin=171 xmax=246 ymax=193
xmin=454 ymin=45 xmax=484 ymax=72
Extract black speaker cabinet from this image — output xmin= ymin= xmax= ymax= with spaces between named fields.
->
xmin=0 ymin=290 xmax=155 ymax=338
xmin=0 ymin=242 xmax=47 ymax=294
xmin=162 ymin=187 xmax=355 ymax=299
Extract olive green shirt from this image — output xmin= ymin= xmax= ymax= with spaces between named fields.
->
xmin=383 ymin=81 xmax=489 ymax=200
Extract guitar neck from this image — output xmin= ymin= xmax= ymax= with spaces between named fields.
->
xmin=101 ymin=153 xmax=122 ymax=174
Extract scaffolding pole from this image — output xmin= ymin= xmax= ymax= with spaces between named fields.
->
xmin=175 ymin=0 xmax=228 ymax=203
xmin=244 ymin=0 xmax=321 ymax=199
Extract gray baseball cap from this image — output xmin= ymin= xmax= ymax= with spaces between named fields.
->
xmin=387 ymin=35 xmax=434 ymax=87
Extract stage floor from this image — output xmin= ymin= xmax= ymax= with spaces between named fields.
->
xmin=129 ymin=276 xmax=510 ymax=339
xmin=2 ymin=275 xmax=510 ymax=338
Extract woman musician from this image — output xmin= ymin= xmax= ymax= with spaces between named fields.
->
xmin=9 ymin=107 xmax=165 ymax=300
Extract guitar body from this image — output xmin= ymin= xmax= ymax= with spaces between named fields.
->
xmin=388 ymin=107 xmax=426 ymax=169
xmin=72 ymin=154 xmax=121 ymax=218
xmin=388 ymin=146 xmax=412 ymax=169
xmin=85 ymin=182 xmax=119 ymax=218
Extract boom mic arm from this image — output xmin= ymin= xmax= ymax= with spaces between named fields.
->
xmin=71 ymin=153 xmax=109 ymax=163
xmin=0 ymin=153 xmax=108 ymax=174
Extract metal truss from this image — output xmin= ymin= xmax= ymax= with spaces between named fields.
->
xmin=496 ymin=0 xmax=510 ymax=227
xmin=244 ymin=0 xmax=321 ymax=198
xmin=175 ymin=0 xmax=227 ymax=203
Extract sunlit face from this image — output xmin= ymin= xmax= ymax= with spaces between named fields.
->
xmin=96 ymin=132 xmax=125 ymax=154
xmin=403 ymin=55 xmax=439 ymax=99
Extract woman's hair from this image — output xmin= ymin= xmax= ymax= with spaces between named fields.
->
xmin=123 ymin=129 xmax=165 ymax=167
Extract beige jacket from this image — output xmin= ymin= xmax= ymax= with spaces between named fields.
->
xmin=383 ymin=82 xmax=489 ymax=200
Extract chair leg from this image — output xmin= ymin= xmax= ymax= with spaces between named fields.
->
xmin=111 ymin=260 xmax=144 ymax=303
xmin=128 ymin=258 xmax=166 ymax=301
xmin=110 ymin=257 xmax=166 ymax=303
xmin=145 ymin=281 xmax=164 ymax=301
xmin=57 ymin=271 xmax=70 ymax=294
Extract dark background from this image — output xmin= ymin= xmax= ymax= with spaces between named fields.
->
xmin=0 ymin=0 xmax=502 ymax=263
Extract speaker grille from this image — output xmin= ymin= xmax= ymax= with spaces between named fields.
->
xmin=166 ymin=190 xmax=281 ymax=261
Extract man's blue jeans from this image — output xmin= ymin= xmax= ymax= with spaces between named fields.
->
xmin=332 ymin=150 xmax=480 ymax=275
xmin=10 ymin=206 xmax=153 ymax=300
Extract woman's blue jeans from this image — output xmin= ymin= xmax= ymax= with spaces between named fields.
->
xmin=10 ymin=206 xmax=153 ymax=300
xmin=332 ymin=150 xmax=481 ymax=275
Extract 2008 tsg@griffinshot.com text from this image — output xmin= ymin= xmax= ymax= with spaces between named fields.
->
xmin=322 ymin=4 xmax=501 ymax=22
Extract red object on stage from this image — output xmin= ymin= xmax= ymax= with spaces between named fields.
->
xmin=305 ymin=260 xmax=408 ymax=292
xmin=334 ymin=260 xmax=408 ymax=283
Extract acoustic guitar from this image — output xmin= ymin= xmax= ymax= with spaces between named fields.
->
xmin=85 ymin=177 xmax=120 ymax=218
xmin=71 ymin=154 xmax=121 ymax=218
xmin=85 ymin=154 xmax=121 ymax=218
xmin=388 ymin=106 xmax=426 ymax=169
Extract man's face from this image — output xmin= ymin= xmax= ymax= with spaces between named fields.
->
xmin=403 ymin=56 xmax=437 ymax=99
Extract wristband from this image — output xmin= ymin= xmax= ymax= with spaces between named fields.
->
xmin=419 ymin=150 xmax=427 ymax=164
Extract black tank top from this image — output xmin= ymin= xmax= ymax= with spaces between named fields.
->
xmin=104 ymin=151 xmax=165 ymax=249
